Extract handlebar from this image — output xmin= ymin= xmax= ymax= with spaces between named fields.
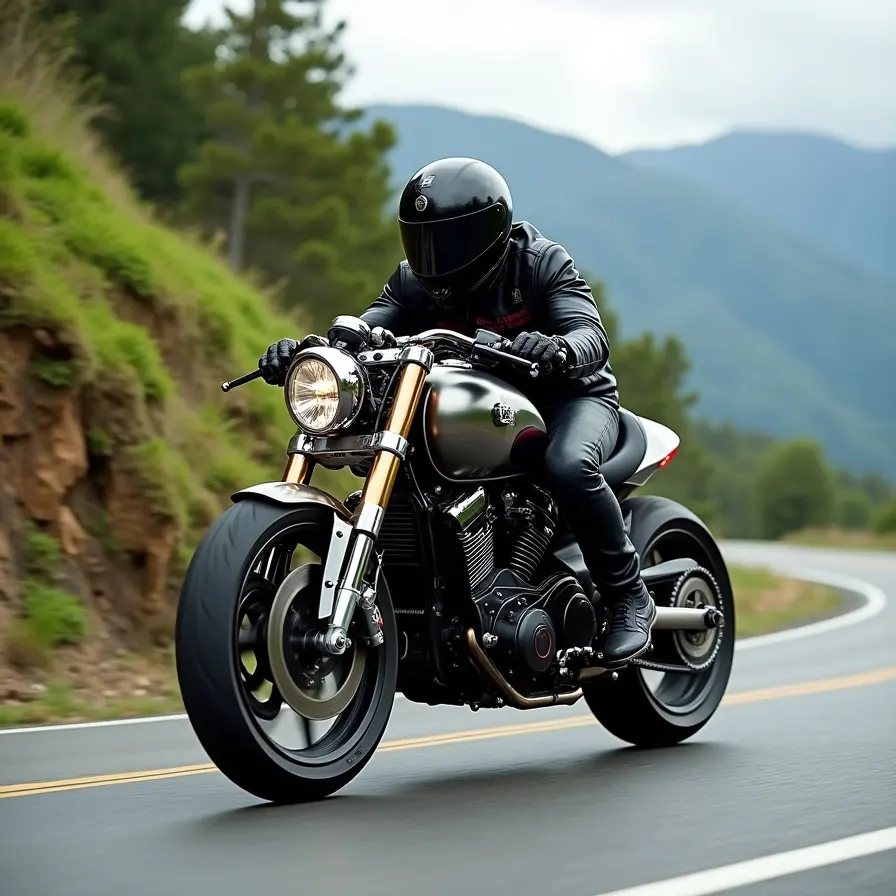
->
xmin=221 ymin=327 xmax=567 ymax=392
xmin=397 ymin=328 xmax=567 ymax=378
xmin=395 ymin=329 xmax=476 ymax=349
xmin=221 ymin=368 xmax=264 ymax=392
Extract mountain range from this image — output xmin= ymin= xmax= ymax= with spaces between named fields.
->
xmin=623 ymin=132 xmax=896 ymax=281
xmin=363 ymin=103 xmax=896 ymax=477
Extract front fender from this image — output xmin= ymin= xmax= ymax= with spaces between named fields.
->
xmin=231 ymin=481 xmax=353 ymax=618
xmin=231 ymin=481 xmax=352 ymax=520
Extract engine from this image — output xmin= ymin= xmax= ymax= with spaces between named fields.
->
xmin=443 ymin=485 xmax=597 ymax=685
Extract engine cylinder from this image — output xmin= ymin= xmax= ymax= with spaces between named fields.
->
xmin=508 ymin=526 xmax=552 ymax=581
xmin=505 ymin=485 xmax=558 ymax=582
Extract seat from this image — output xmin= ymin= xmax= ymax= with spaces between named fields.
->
xmin=601 ymin=408 xmax=648 ymax=488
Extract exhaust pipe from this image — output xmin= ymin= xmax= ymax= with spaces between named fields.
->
xmin=652 ymin=606 xmax=723 ymax=631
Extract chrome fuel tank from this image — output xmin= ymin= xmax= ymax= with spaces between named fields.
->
xmin=421 ymin=366 xmax=548 ymax=483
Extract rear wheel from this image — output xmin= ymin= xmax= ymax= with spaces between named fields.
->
xmin=175 ymin=498 xmax=398 ymax=803
xmin=584 ymin=496 xmax=735 ymax=747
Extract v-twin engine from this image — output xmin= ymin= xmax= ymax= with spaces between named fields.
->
xmin=444 ymin=486 xmax=597 ymax=684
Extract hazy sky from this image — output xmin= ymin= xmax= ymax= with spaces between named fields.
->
xmin=185 ymin=0 xmax=896 ymax=153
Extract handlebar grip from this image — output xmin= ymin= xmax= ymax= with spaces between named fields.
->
xmin=529 ymin=347 xmax=568 ymax=379
xmin=552 ymin=347 xmax=569 ymax=374
xmin=221 ymin=368 xmax=264 ymax=392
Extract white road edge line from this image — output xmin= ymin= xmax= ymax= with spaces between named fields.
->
xmin=0 ymin=560 xmax=887 ymax=736
xmin=734 ymin=565 xmax=886 ymax=650
xmin=590 ymin=825 xmax=896 ymax=896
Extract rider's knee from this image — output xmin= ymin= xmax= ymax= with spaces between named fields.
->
xmin=543 ymin=439 xmax=599 ymax=495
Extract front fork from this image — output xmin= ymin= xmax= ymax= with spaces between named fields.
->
xmin=282 ymin=345 xmax=434 ymax=656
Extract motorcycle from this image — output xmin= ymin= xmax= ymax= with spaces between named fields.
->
xmin=175 ymin=315 xmax=735 ymax=803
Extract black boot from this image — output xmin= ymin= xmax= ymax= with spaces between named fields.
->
xmin=601 ymin=582 xmax=656 ymax=668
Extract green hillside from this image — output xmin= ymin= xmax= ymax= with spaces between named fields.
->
xmin=0 ymin=87 xmax=356 ymax=652
xmin=365 ymin=103 xmax=896 ymax=477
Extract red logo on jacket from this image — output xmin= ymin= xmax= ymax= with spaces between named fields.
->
xmin=434 ymin=308 xmax=533 ymax=335
xmin=475 ymin=308 xmax=533 ymax=332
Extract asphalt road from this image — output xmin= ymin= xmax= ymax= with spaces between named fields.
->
xmin=1 ymin=541 xmax=894 ymax=896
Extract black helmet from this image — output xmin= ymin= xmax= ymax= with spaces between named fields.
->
xmin=397 ymin=157 xmax=513 ymax=307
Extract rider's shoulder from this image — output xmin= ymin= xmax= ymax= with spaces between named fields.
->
xmin=510 ymin=221 xmax=573 ymax=277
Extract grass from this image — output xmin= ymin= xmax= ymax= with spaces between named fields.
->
xmin=5 ymin=526 xmax=89 ymax=668
xmin=729 ymin=564 xmax=841 ymax=638
xmin=782 ymin=527 xmax=896 ymax=553
xmin=0 ymin=692 xmax=183 ymax=727
xmin=0 ymin=661 xmax=184 ymax=727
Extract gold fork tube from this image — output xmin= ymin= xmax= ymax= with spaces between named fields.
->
xmin=359 ymin=361 xmax=429 ymax=509
xmin=282 ymin=452 xmax=313 ymax=484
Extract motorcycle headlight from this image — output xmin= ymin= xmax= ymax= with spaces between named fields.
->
xmin=284 ymin=347 xmax=365 ymax=435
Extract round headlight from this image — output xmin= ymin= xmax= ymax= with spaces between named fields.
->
xmin=284 ymin=347 xmax=365 ymax=435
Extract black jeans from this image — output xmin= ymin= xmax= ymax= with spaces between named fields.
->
xmin=540 ymin=395 xmax=643 ymax=602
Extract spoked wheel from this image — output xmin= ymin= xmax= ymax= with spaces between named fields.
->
xmin=176 ymin=498 xmax=398 ymax=803
xmin=584 ymin=496 xmax=735 ymax=747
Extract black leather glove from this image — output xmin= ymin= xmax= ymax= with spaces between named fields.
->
xmin=258 ymin=337 xmax=299 ymax=386
xmin=507 ymin=331 xmax=561 ymax=366
xmin=369 ymin=326 xmax=397 ymax=349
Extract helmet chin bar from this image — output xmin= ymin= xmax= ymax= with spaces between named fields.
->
xmin=428 ymin=287 xmax=456 ymax=309
xmin=418 ymin=241 xmax=512 ymax=310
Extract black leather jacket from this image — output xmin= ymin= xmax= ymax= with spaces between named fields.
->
xmin=360 ymin=222 xmax=619 ymax=408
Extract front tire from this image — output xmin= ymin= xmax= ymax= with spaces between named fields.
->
xmin=175 ymin=498 xmax=398 ymax=803
xmin=584 ymin=495 xmax=735 ymax=747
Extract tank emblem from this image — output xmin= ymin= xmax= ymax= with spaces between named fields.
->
xmin=491 ymin=403 xmax=516 ymax=427
xmin=415 ymin=194 xmax=428 ymax=211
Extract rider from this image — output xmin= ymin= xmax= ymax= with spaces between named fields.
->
xmin=259 ymin=157 xmax=655 ymax=668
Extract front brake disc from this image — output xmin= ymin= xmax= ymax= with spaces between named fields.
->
xmin=266 ymin=564 xmax=367 ymax=721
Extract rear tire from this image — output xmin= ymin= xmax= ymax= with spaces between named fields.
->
xmin=175 ymin=498 xmax=398 ymax=803
xmin=583 ymin=496 xmax=735 ymax=747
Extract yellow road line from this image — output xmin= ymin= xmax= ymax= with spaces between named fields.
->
xmin=2 ymin=665 xmax=894 ymax=801
xmin=722 ymin=665 xmax=896 ymax=705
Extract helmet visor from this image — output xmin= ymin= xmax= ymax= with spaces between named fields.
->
xmin=399 ymin=204 xmax=507 ymax=279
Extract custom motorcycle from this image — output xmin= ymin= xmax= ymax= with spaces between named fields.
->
xmin=175 ymin=315 xmax=735 ymax=803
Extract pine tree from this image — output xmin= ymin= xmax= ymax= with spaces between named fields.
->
xmin=40 ymin=0 xmax=217 ymax=205
xmin=178 ymin=0 xmax=400 ymax=328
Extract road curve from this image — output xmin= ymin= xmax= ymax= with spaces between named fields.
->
xmin=1 ymin=542 xmax=894 ymax=896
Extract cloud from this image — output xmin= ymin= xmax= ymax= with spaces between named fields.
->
xmin=185 ymin=0 xmax=896 ymax=152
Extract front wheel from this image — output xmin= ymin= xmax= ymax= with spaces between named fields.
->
xmin=175 ymin=498 xmax=398 ymax=803
xmin=584 ymin=495 xmax=735 ymax=747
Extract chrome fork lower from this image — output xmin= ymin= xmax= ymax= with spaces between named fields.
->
xmin=320 ymin=505 xmax=384 ymax=654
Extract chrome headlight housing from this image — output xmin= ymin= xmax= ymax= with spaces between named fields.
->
xmin=284 ymin=347 xmax=366 ymax=435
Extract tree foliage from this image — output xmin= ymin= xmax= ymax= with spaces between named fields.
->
xmin=177 ymin=0 xmax=400 ymax=328
xmin=835 ymin=489 xmax=871 ymax=531
xmin=754 ymin=438 xmax=836 ymax=539
xmin=872 ymin=496 xmax=896 ymax=535
xmin=692 ymin=421 xmax=777 ymax=537
xmin=40 ymin=0 xmax=217 ymax=205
